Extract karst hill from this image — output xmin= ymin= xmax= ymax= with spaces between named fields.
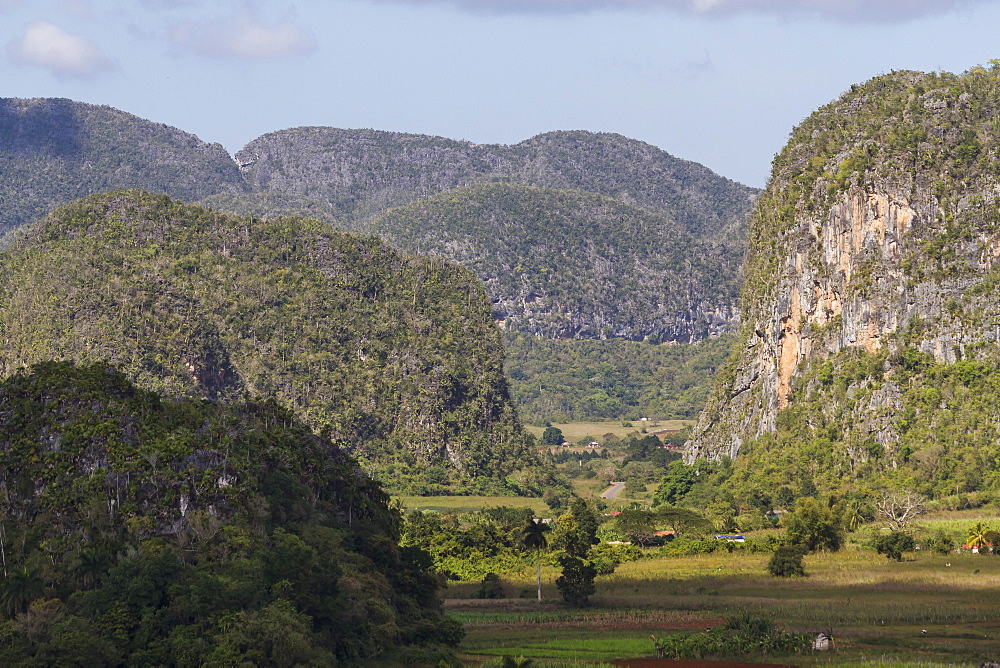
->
xmin=688 ymin=66 xmax=1000 ymax=499
xmin=0 ymin=190 xmax=544 ymax=493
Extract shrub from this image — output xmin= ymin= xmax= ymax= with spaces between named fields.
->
xmin=476 ymin=573 xmax=505 ymax=599
xmin=767 ymin=545 xmax=806 ymax=577
xmin=871 ymin=531 xmax=915 ymax=561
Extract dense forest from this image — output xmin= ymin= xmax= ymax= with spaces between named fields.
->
xmin=369 ymin=183 xmax=743 ymax=341
xmin=0 ymin=361 xmax=461 ymax=664
xmin=505 ymin=332 xmax=734 ymax=423
xmin=0 ymin=190 xmax=549 ymax=494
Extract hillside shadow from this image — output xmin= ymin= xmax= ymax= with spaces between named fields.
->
xmin=0 ymin=97 xmax=84 ymax=158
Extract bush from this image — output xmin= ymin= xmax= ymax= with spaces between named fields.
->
xmin=476 ymin=573 xmax=506 ymax=599
xmin=767 ymin=545 xmax=806 ymax=577
xmin=871 ymin=531 xmax=915 ymax=561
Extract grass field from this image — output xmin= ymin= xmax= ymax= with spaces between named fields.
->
xmin=448 ymin=545 xmax=1000 ymax=666
xmin=393 ymin=494 xmax=548 ymax=514
xmin=524 ymin=419 xmax=694 ymax=443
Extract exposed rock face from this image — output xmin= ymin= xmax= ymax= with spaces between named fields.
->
xmin=687 ymin=68 xmax=1000 ymax=469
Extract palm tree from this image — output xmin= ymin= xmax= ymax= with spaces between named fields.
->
xmin=523 ymin=519 xmax=551 ymax=602
xmin=967 ymin=522 xmax=991 ymax=553
xmin=2 ymin=566 xmax=45 ymax=617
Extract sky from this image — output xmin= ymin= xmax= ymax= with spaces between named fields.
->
xmin=2 ymin=1 xmax=1000 ymax=187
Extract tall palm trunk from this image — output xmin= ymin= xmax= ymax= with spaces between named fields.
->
xmin=536 ymin=553 xmax=542 ymax=601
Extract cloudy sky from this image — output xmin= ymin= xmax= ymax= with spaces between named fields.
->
xmin=2 ymin=0 xmax=999 ymax=186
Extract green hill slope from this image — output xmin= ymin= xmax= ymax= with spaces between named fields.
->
xmin=0 ymin=360 xmax=460 ymax=664
xmin=0 ymin=190 xmax=538 ymax=493
xmin=0 ymin=98 xmax=246 ymax=238
xmin=688 ymin=65 xmax=1000 ymax=502
xmin=369 ymin=182 xmax=743 ymax=342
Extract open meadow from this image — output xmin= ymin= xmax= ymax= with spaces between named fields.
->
xmin=524 ymin=420 xmax=694 ymax=444
xmin=446 ymin=537 xmax=1000 ymax=666
xmin=394 ymin=494 xmax=549 ymax=514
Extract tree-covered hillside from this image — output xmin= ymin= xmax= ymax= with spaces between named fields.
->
xmin=369 ymin=183 xmax=744 ymax=341
xmin=230 ymin=127 xmax=756 ymax=237
xmin=505 ymin=332 xmax=734 ymax=423
xmin=0 ymin=98 xmax=245 ymax=238
xmin=0 ymin=191 xmax=541 ymax=494
xmin=0 ymin=361 xmax=461 ymax=665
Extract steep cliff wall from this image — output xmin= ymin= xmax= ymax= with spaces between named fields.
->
xmin=687 ymin=67 xmax=1000 ymax=496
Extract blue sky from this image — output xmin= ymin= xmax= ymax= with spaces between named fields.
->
xmin=2 ymin=0 xmax=1000 ymax=187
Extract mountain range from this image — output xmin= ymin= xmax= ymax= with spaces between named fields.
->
xmin=0 ymin=97 xmax=756 ymax=343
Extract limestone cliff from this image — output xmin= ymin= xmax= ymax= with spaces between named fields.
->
xmin=687 ymin=67 xmax=1000 ymax=496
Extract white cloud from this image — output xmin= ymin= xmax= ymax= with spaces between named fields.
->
xmin=365 ymin=0 xmax=994 ymax=22
xmin=170 ymin=13 xmax=315 ymax=60
xmin=6 ymin=19 xmax=115 ymax=79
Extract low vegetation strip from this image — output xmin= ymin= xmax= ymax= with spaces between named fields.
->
xmin=449 ymin=609 xmax=716 ymax=629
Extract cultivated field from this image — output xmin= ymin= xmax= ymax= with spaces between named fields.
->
xmin=524 ymin=419 xmax=694 ymax=443
xmin=394 ymin=494 xmax=549 ymax=514
xmin=447 ymin=540 xmax=1000 ymax=666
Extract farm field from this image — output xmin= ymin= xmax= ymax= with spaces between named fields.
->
xmin=447 ymin=544 xmax=1000 ymax=666
xmin=524 ymin=420 xmax=695 ymax=443
xmin=394 ymin=494 xmax=548 ymax=514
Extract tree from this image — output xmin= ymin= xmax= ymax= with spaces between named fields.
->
xmin=550 ymin=499 xmax=599 ymax=558
xmin=555 ymin=554 xmax=596 ymax=606
xmin=766 ymin=545 xmax=806 ymax=577
xmin=655 ymin=505 xmax=713 ymax=536
xmin=783 ymin=497 xmax=842 ymax=552
xmin=967 ymin=522 xmax=991 ymax=553
xmin=522 ymin=520 xmax=551 ymax=602
xmin=872 ymin=531 xmax=915 ymax=561
xmin=874 ymin=490 xmax=926 ymax=532
xmin=541 ymin=426 xmax=564 ymax=446
xmin=2 ymin=567 xmax=45 ymax=617
xmin=652 ymin=461 xmax=697 ymax=506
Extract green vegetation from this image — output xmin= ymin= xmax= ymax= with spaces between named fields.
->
xmin=0 ymin=190 xmax=544 ymax=494
xmin=0 ymin=98 xmax=244 ymax=237
xmin=693 ymin=64 xmax=1000 ymax=503
xmin=451 ymin=522 xmax=1000 ymax=665
xmin=369 ymin=183 xmax=744 ymax=341
xmin=506 ymin=332 xmax=734 ymax=422
xmin=726 ymin=348 xmax=1000 ymax=500
xmin=233 ymin=127 xmax=756 ymax=238
xmin=0 ymin=361 xmax=460 ymax=664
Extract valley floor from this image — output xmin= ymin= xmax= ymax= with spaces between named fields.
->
xmin=446 ymin=547 xmax=1000 ymax=666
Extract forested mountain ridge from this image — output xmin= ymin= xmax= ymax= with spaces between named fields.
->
xmin=688 ymin=66 xmax=1000 ymax=500
xmin=222 ymin=127 xmax=755 ymax=341
xmin=0 ymin=97 xmax=245 ymax=238
xmin=0 ymin=97 xmax=756 ymax=344
xmin=369 ymin=183 xmax=744 ymax=341
xmin=230 ymin=127 xmax=756 ymax=238
xmin=0 ymin=361 xmax=461 ymax=664
xmin=0 ymin=190 xmax=542 ymax=493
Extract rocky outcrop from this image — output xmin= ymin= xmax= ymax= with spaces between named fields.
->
xmin=687 ymin=67 xmax=1000 ymax=468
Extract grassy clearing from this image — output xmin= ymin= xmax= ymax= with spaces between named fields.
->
xmin=393 ymin=495 xmax=547 ymax=514
xmin=524 ymin=419 xmax=693 ymax=443
xmin=453 ymin=546 xmax=1000 ymax=665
